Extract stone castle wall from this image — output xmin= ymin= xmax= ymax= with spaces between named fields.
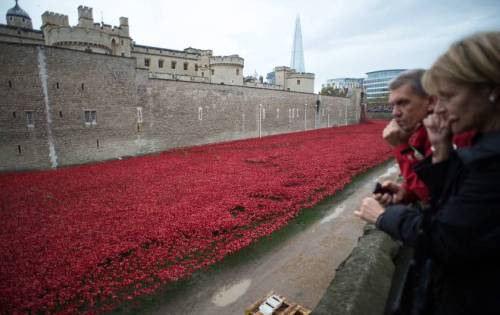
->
xmin=0 ymin=42 xmax=361 ymax=171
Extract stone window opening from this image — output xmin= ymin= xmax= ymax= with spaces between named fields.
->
xmin=201 ymin=72 xmax=204 ymax=77
xmin=171 ymin=61 xmax=177 ymax=69
xmin=297 ymin=79 xmax=300 ymax=85
xmin=144 ymin=58 xmax=150 ymax=67
xmin=211 ymin=69 xmax=214 ymax=75
xmin=195 ymin=64 xmax=198 ymax=72
xmin=158 ymin=59 xmax=164 ymax=68
xmin=96 ymin=139 xmax=100 ymax=148
xmin=136 ymin=107 xmax=143 ymax=123
xmin=18 ymin=145 xmax=22 ymax=154
xmin=184 ymin=62 xmax=188 ymax=71
xmin=8 ymin=80 xmax=13 ymax=88
xmin=59 ymin=111 xmax=63 ymax=118
xmin=121 ymin=53 xmax=125 ymax=56
xmin=56 ymin=82 xmax=59 ymax=89
xmin=81 ymin=83 xmax=85 ymax=90
xmin=121 ymin=39 xmax=124 ymax=45
xmin=12 ymin=111 xmax=16 ymax=118
xmin=236 ymin=69 xmax=239 ymax=75
xmin=26 ymin=111 xmax=34 ymax=128
xmin=84 ymin=110 xmax=97 ymax=126
xmin=198 ymin=107 xmax=203 ymax=120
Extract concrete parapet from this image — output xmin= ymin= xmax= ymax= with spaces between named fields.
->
xmin=312 ymin=225 xmax=400 ymax=315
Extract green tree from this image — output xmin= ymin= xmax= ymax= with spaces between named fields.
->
xmin=320 ymin=86 xmax=348 ymax=97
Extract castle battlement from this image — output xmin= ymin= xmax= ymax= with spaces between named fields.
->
xmin=77 ymin=6 xmax=93 ymax=20
xmin=133 ymin=45 xmax=200 ymax=60
xmin=119 ymin=17 xmax=128 ymax=27
xmin=41 ymin=11 xmax=69 ymax=27
xmin=210 ymin=55 xmax=244 ymax=67
xmin=287 ymin=72 xmax=315 ymax=79
xmin=1 ymin=3 xmax=313 ymax=93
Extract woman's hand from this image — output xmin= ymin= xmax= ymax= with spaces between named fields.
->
xmin=354 ymin=197 xmax=385 ymax=225
xmin=423 ymin=113 xmax=453 ymax=163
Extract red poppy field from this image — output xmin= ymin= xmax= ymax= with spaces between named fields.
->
xmin=0 ymin=121 xmax=391 ymax=314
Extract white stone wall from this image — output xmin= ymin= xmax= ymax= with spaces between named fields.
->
xmin=43 ymin=26 xmax=131 ymax=56
xmin=211 ymin=64 xmax=243 ymax=85
xmin=286 ymin=74 xmax=314 ymax=93
xmin=0 ymin=25 xmax=44 ymax=45
xmin=131 ymin=50 xmax=200 ymax=76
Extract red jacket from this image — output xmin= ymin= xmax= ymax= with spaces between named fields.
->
xmin=393 ymin=127 xmax=474 ymax=203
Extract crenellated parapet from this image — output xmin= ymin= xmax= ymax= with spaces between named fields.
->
xmin=286 ymin=72 xmax=315 ymax=79
xmin=41 ymin=6 xmax=131 ymax=56
xmin=77 ymin=5 xmax=93 ymax=28
xmin=209 ymin=55 xmax=244 ymax=67
xmin=41 ymin=11 xmax=69 ymax=27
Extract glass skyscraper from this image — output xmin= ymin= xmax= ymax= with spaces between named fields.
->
xmin=364 ymin=69 xmax=406 ymax=102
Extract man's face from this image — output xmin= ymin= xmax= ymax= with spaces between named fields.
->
xmin=389 ymin=84 xmax=434 ymax=132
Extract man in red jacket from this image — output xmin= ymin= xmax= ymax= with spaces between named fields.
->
xmin=379 ymin=69 xmax=435 ymax=205
xmin=378 ymin=69 xmax=473 ymax=205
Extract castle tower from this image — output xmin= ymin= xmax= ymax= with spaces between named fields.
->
xmin=290 ymin=15 xmax=305 ymax=73
xmin=77 ymin=6 xmax=94 ymax=28
xmin=6 ymin=0 xmax=33 ymax=29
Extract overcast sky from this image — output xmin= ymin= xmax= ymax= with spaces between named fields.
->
xmin=2 ymin=0 xmax=499 ymax=92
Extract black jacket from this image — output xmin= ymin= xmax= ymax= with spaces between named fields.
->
xmin=377 ymin=131 xmax=500 ymax=315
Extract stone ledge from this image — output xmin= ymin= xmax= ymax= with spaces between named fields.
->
xmin=313 ymin=225 xmax=400 ymax=315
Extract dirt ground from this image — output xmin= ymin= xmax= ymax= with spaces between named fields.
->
xmin=141 ymin=161 xmax=399 ymax=315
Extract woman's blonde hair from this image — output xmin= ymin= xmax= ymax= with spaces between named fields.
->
xmin=422 ymin=31 xmax=500 ymax=94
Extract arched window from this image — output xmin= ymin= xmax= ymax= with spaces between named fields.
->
xmin=111 ymin=38 xmax=118 ymax=55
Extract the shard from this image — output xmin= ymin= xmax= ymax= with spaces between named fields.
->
xmin=290 ymin=15 xmax=305 ymax=73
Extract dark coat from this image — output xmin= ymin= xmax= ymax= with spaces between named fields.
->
xmin=377 ymin=131 xmax=500 ymax=315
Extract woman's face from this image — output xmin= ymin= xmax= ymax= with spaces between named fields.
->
xmin=435 ymin=79 xmax=493 ymax=134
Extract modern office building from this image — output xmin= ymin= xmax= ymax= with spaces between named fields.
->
xmin=364 ymin=69 xmax=406 ymax=102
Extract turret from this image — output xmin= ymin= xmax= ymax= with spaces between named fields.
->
xmin=41 ymin=11 xmax=69 ymax=28
xmin=119 ymin=17 xmax=129 ymax=36
xmin=77 ymin=6 xmax=93 ymax=28
xmin=6 ymin=0 xmax=33 ymax=29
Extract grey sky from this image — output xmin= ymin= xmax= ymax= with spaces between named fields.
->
xmin=1 ymin=0 xmax=499 ymax=92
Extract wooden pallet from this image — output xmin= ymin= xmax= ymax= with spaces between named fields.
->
xmin=245 ymin=291 xmax=311 ymax=315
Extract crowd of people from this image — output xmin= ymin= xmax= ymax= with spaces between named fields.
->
xmin=355 ymin=31 xmax=500 ymax=314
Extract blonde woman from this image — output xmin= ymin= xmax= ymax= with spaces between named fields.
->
xmin=356 ymin=31 xmax=500 ymax=315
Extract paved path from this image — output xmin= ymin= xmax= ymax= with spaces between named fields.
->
xmin=148 ymin=162 xmax=399 ymax=315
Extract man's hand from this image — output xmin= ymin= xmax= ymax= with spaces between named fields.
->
xmin=373 ymin=180 xmax=407 ymax=206
xmin=355 ymin=197 xmax=385 ymax=225
xmin=382 ymin=119 xmax=414 ymax=147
